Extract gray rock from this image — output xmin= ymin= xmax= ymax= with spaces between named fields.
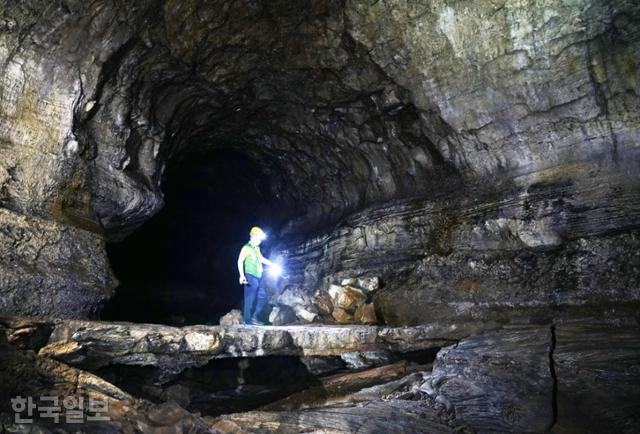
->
xmin=219 ymin=309 xmax=243 ymax=326
xmin=341 ymin=351 xmax=394 ymax=370
xmin=429 ymin=319 xmax=640 ymax=433
xmin=553 ymin=318 xmax=640 ymax=433
xmin=300 ymin=356 xmax=345 ymax=376
xmin=431 ymin=325 xmax=555 ymax=433
xmin=0 ymin=208 xmax=115 ymax=318
xmin=1 ymin=317 xmax=460 ymax=379
xmin=268 ymin=305 xmax=297 ymax=325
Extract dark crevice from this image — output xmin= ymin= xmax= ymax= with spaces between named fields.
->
xmin=94 ymin=350 xmax=438 ymax=418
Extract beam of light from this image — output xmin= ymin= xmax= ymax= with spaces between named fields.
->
xmin=268 ymin=262 xmax=283 ymax=277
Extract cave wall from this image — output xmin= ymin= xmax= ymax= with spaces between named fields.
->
xmin=0 ymin=0 xmax=639 ymax=321
xmin=272 ymin=0 xmax=640 ymax=324
xmin=0 ymin=1 xmax=161 ymax=316
xmin=275 ymin=173 xmax=640 ymax=325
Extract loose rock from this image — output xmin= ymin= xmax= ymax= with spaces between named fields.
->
xmin=354 ymin=302 xmax=378 ymax=325
xmin=219 ymin=310 xmax=243 ymax=326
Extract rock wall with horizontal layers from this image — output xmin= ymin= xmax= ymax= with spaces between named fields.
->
xmin=272 ymin=0 xmax=640 ymax=326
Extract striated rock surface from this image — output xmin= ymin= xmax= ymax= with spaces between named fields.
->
xmin=426 ymin=319 xmax=640 ymax=433
xmin=429 ymin=325 xmax=555 ymax=433
xmin=212 ymin=400 xmax=454 ymax=434
xmin=553 ymin=318 xmax=640 ymax=434
xmin=276 ymin=173 xmax=640 ymax=326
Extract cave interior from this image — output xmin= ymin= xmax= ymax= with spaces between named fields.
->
xmin=0 ymin=0 xmax=639 ymax=432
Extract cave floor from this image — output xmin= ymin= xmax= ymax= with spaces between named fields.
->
xmin=2 ymin=315 xmax=639 ymax=433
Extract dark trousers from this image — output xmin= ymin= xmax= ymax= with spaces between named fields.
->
xmin=243 ymin=274 xmax=267 ymax=323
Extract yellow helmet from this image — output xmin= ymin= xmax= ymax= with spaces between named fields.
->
xmin=249 ymin=226 xmax=266 ymax=239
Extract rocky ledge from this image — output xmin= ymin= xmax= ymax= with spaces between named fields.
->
xmin=3 ymin=316 xmax=474 ymax=379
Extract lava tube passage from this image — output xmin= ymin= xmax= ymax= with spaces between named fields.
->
xmin=1 ymin=0 xmax=639 ymax=432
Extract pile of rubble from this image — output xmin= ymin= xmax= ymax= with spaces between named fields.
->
xmin=269 ymin=277 xmax=380 ymax=325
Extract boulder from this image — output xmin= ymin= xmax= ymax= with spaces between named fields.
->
xmin=341 ymin=277 xmax=380 ymax=293
xmin=294 ymin=306 xmax=318 ymax=323
xmin=269 ymin=305 xmax=298 ymax=325
xmin=340 ymin=351 xmax=394 ymax=370
xmin=340 ymin=278 xmax=358 ymax=287
xmin=269 ymin=306 xmax=297 ymax=325
xmin=300 ymin=357 xmax=346 ymax=376
xmin=328 ymin=284 xmax=343 ymax=299
xmin=356 ymin=277 xmax=380 ymax=293
xmin=219 ymin=310 xmax=243 ymax=326
xmin=331 ymin=307 xmax=354 ymax=324
xmin=313 ymin=290 xmax=334 ymax=317
xmin=276 ymin=286 xmax=311 ymax=308
xmin=334 ymin=286 xmax=366 ymax=312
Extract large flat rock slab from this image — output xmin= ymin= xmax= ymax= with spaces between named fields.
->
xmin=2 ymin=317 xmax=477 ymax=378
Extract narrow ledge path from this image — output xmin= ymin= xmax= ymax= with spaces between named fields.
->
xmin=1 ymin=316 xmax=494 ymax=377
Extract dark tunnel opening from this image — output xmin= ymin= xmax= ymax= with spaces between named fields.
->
xmin=102 ymin=149 xmax=284 ymax=325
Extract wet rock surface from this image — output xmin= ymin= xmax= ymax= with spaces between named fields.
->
xmin=553 ymin=319 xmax=640 ymax=434
xmin=430 ymin=325 xmax=555 ymax=432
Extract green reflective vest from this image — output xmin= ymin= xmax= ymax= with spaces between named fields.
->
xmin=242 ymin=242 xmax=263 ymax=278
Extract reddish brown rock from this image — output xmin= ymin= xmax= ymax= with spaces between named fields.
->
xmin=334 ymin=286 xmax=366 ymax=312
xmin=331 ymin=307 xmax=354 ymax=324
xmin=354 ymin=303 xmax=378 ymax=325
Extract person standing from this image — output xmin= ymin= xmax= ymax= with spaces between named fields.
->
xmin=237 ymin=226 xmax=278 ymax=325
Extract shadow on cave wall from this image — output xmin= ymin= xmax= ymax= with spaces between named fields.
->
xmin=101 ymin=149 xmax=282 ymax=325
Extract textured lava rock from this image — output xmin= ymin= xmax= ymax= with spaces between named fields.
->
xmin=429 ymin=325 xmax=555 ymax=432
xmin=0 ymin=208 xmax=115 ymax=317
xmin=219 ymin=309 xmax=243 ymax=326
xmin=553 ymin=318 xmax=640 ymax=434
xmin=354 ymin=302 xmax=378 ymax=325
xmin=275 ymin=173 xmax=640 ymax=326
xmin=212 ymin=399 xmax=454 ymax=434
xmin=0 ymin=321 xmax=213 ymax=433
xmin=334 ymin=285 xmax=367 ymax=312
xmin=1 ymin=317 xmax=464 ymax=380
xmin=427 ymin=319 xmax=640 ymax=433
